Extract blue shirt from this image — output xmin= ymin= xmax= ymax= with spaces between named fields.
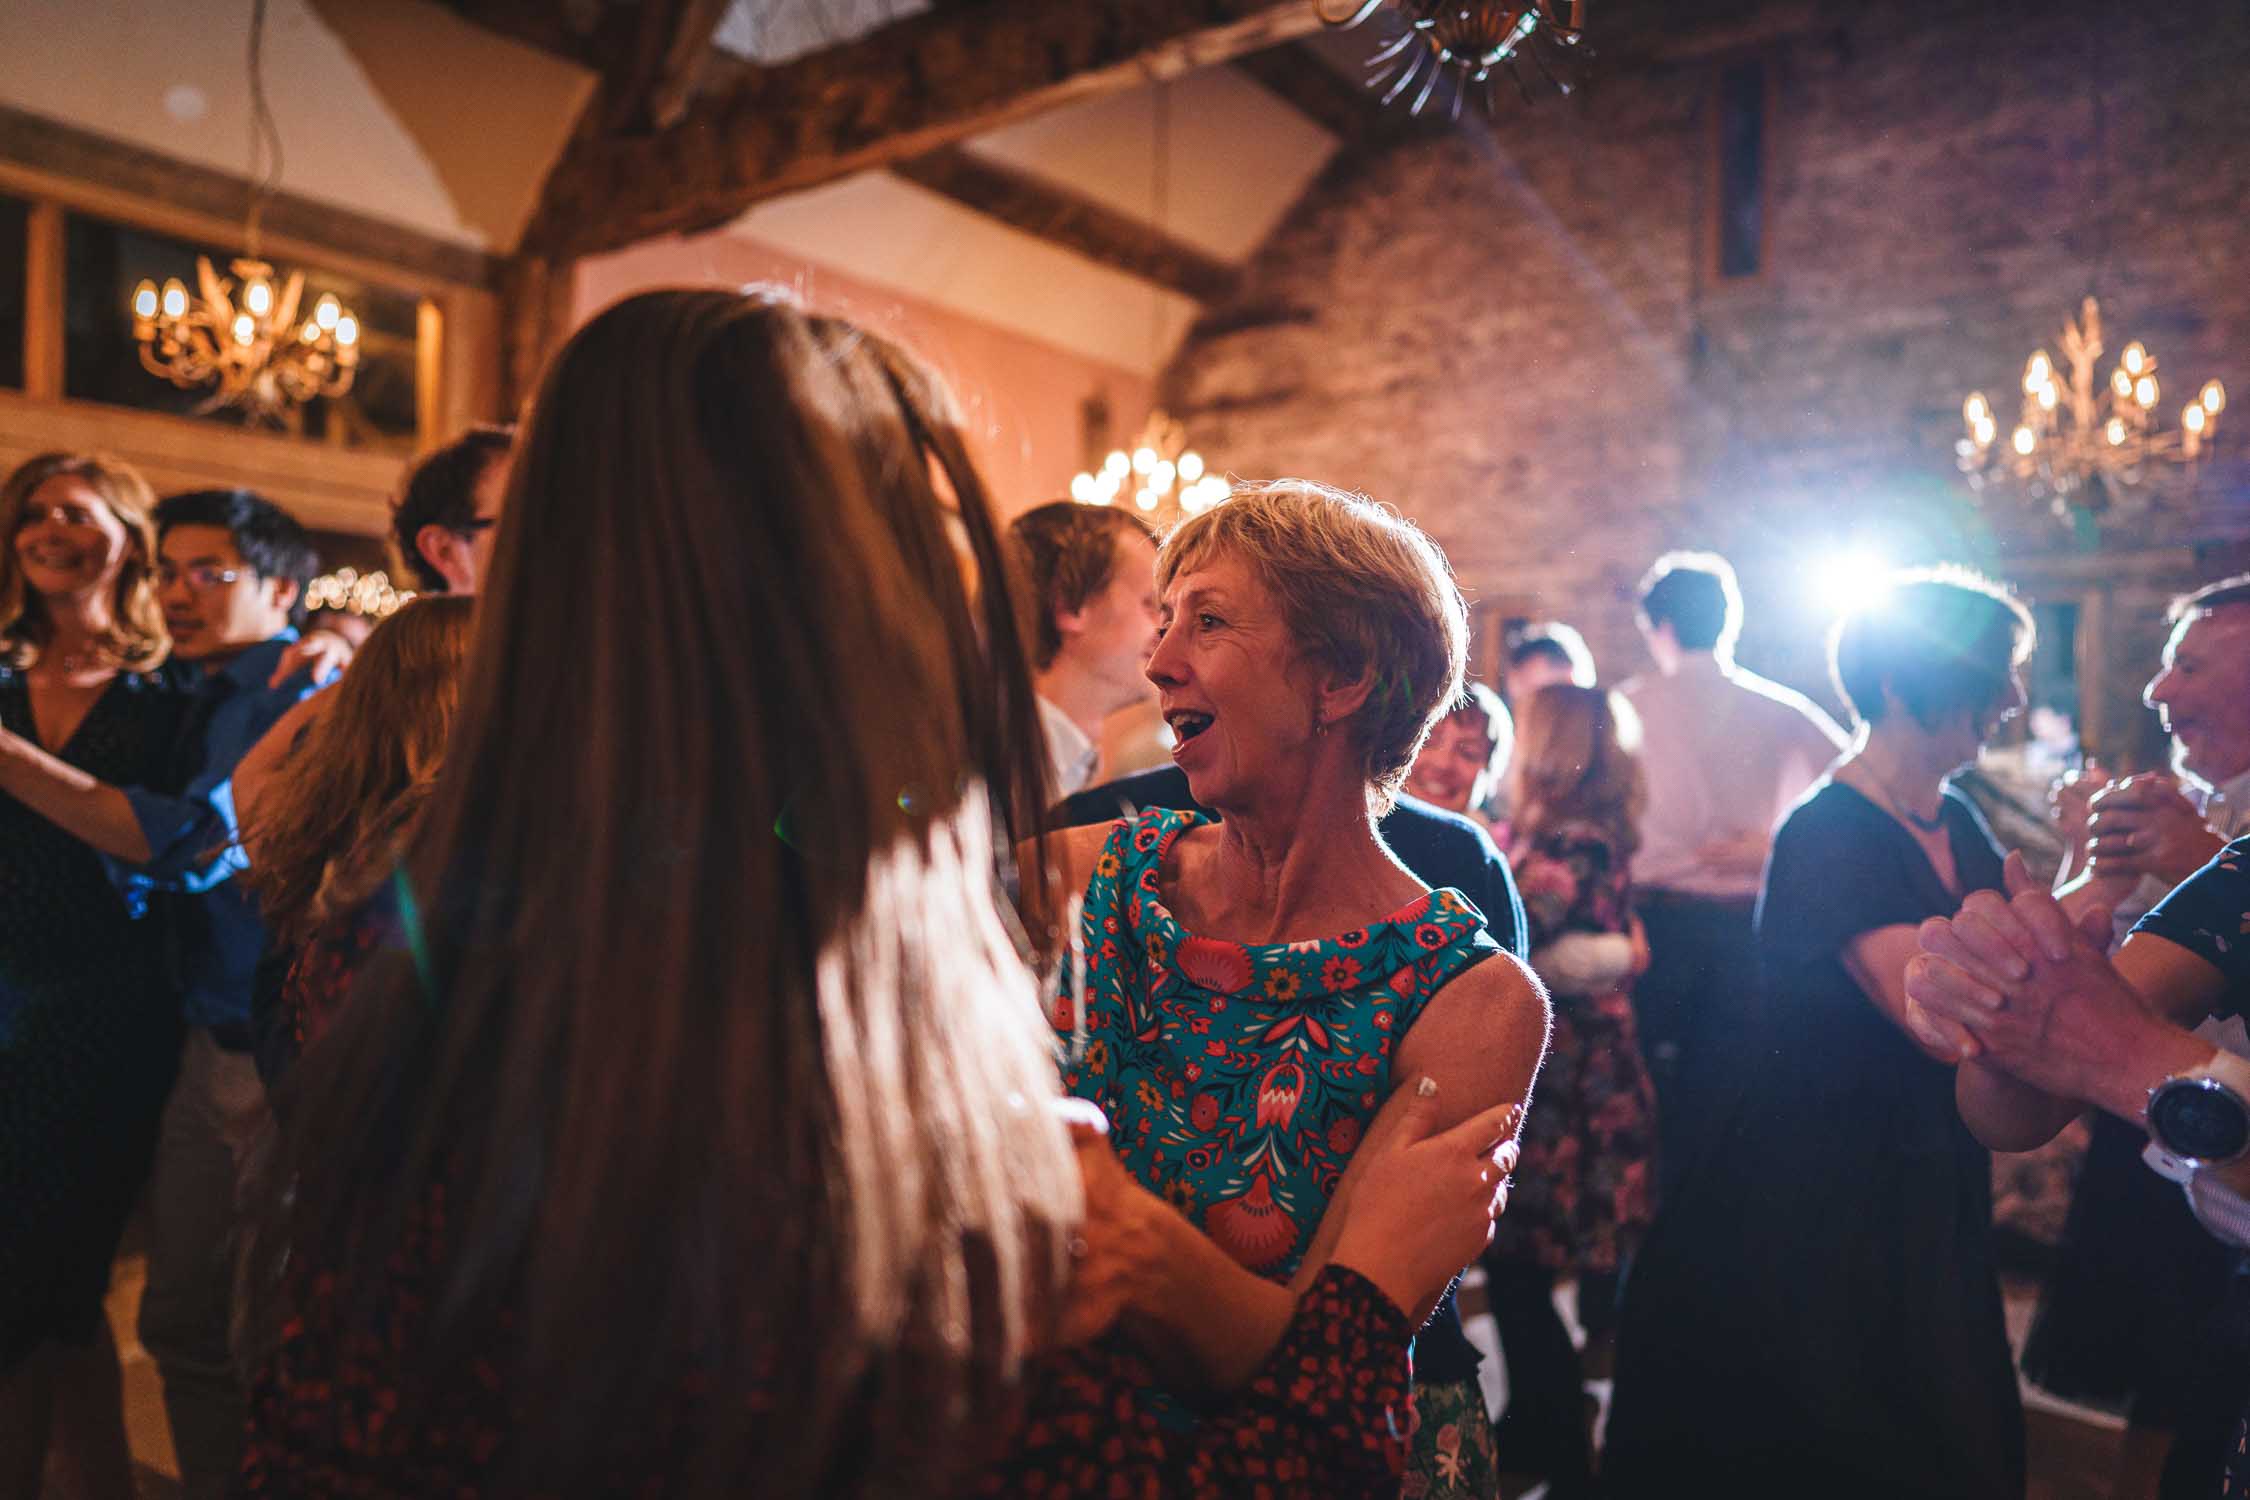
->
xmin=2132 ymin=833 xmax=2250 ymax=1012
xmin=108 ymin=632 xmax=325 ymax=1029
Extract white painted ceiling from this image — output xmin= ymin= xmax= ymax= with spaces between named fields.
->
xmin=0 ymin=0 xmax=592 ymax=253
xmin=2 ymin=0 xmax=1347 ymax=369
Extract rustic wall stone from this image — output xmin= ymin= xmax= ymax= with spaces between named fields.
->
xmin=1168 ymin=0 xmax=2250 ymax=760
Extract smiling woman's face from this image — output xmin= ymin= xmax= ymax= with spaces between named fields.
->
xmin=1145 ymin=550 xmax=1324 ymax=810
xmin=13 ymin=476 xmax=131 ymax=603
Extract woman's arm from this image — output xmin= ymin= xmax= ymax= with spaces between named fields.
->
xmin=1841 ymin=924 xmax=1968 ymax=1063
xmin=231 ymin=693 xmax=332 ymax=858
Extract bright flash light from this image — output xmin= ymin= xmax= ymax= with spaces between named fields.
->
xmin=2012 ymin=425 xmax=2037 ymax=456
xmin=1070 ymin=472 xmax=1097 ymax=503
xmin=1811 ymin=550 xmax=1892 ymax=617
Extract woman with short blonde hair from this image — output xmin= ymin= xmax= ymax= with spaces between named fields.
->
xmin=1053 ymin=478 xmax=1547 ymax=1497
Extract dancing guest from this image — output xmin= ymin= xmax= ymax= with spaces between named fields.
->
xmin=236 ymin=595 xmax=475 ymax=1081
xmin=1048 ymin=480 xmax=1549 ymax=1500
xmin=1502 ymin=621 xmax=1596 ymax=706
xmin=389 ymin=424 xmax=511 ymax=595
xmin=1607 ymin=568 xmax=2034 ymax=1500
xmin=1621 ymin=551 xmax=1845 ymax=1192
xmin=239 ymin=290 xmax=1520 ymax=1499
xmin=1484 ymin=684 xmax=1657 ymax=1500
xmin=1403 ymin=680 xmax=1513 ymax=822
xmin=1909 ymin=846 xmax=2250 ymax=1500
xmin=2013 ymin=573 xmax=2250 ymax=1499
xmin=1065 ymin=680 xmax=1529 ymax=1490
xmin=1008 ymin=501 xmax=1160 ymax=798
xmin=0 ymin=486 xmax=330 ymax=1497
xmin=0 ymin=453 xmax=185 ymax=1500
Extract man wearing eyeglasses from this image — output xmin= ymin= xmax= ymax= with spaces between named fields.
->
xmin=0 ymin=487 xmax=333 ymax=1498
xmin=390 ymin=424 xmax=511 ymax=595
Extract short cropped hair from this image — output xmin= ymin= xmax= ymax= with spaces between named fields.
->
xmin=391 ymin=425 xmax=514 ymax=592
xmin=1638 ymin=551 xmax=1743 ymax=653
xmin=1157 ymin=479 xmax=1467 ymax=810
xmin=1828 ymin=567 xmax=2034 ymax=731
xmin=1507 ymin=621 xmax=1596 ymax=687
xmin=2168 ymin=572 xmax=2250 ymax=623
xmin=1008 ymin=501 xmax=1156 ymax=669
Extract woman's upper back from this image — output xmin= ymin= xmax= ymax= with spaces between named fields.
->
xmin=1059 ymin=807 xmax=1497 ymax=1276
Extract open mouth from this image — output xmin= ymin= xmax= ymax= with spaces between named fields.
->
xmin=1167 ymin=710 xmax=1215 ymax=743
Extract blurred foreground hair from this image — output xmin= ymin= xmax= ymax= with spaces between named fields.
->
xmin=256 ymin=289 xmax=1074 ymax=1496
xmin=242 ymin=595 xmax=475 ymax=949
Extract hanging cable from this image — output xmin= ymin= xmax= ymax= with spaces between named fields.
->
xmin=245 ymin=0 xmax=285 ymax=254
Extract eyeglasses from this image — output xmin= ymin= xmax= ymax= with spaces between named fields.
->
xmin=158 ymin=563 xmax=244 ymax=592
xmin=454 ymin=517 xmax=499 ymax=536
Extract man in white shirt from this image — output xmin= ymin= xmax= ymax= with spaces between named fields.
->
xmin=1622 ymin=551 xmax=1847 ymax=1193
xmin=1008 ymin=502 xmax=1160 ymax=800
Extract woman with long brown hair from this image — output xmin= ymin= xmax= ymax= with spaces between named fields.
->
xmin=239 ymin=290 xmax=1516 ymax=1498
xmin=235 ymin=593 xmax=475 ymax=1074
xmin=1482 ymin=684 xmax=1658 ymax=1499
xmin=0 ymin=452 xmax=186 ymax=1500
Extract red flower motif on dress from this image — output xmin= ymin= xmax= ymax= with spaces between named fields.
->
xmin=1178 ymin=935 xmax=1253 ymax=993
xmin=1327 ymin=1114 xmax=1362 ymax=1154
xmin=1255 ymin=1060 xmax=1304 ymax=1129
xmin=1204 ymin=1173 xmax=1298 ymax=1270
xmin=1191 ymin=1092 xmax=1221 ymax=1132
xmin=1321 ymin=955 xmax=1361 ymax=990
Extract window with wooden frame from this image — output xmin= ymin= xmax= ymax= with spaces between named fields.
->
xmin=0 ymin=194 xmax=24 ymax=391
xmin=1705 ymin=56 xmax=1774 ymax=283
xmin=60 ymin=212 xmax=423 ymax=450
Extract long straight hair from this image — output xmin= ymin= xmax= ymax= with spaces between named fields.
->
xmin=258 ymin=291 xmax=1074 ymax=1495
xmin=1508 ymin=683 xmax=1646 ymax=859
xmin=240 ymin=594 xmax=475 ymax=948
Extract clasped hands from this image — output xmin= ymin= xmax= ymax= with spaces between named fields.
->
xmin=1903 ymin=850 xmax=2154 ymax=1105
xmin=2067 ymin=770 xmax=2223 ymax=889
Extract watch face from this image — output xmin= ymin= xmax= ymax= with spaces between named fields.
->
xmin=2150 ymin=1078 xmax=2250 ymax=1165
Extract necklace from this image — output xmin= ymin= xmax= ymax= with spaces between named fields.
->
xmin=1851 ymin=760 xmax=1948 ymax=835
xmin=46 ymin=642 xmax=111 ymax=675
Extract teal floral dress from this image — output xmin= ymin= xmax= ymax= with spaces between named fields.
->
xmin=1058 ymin=808 xmax=1503 ymax=1276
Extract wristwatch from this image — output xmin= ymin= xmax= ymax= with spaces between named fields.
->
xmin=2146 ymin=1054 xmax=2250 ymax=1168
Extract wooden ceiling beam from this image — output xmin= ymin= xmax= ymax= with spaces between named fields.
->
xmin=523 ymin=0 xmax=1327 ymax=259
xmin=891 ymin=146 xmax=1238 ymax=303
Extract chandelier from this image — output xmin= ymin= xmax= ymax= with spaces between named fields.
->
xmin=126 ymin=0 xmax=360 ymax=422
xmin=1959 ymin=298 xmax=2226 ymax=521
xmin=1069 ymin=410 xmax=1231 ymax=520
xmin=1321 ymin=1 xmax=1587 ymax=113
xmin=132 ymin=262 xmax=360 ymax=419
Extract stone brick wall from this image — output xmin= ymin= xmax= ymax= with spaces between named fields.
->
xmin=1168 ymin=0 xmax=2250 ymax=759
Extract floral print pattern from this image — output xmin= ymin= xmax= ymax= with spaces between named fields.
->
xmin=1492 ymin=818 xmax=1657 ymax=1276
xmin=1059 ymin=809 xmax=1500 ymax=1278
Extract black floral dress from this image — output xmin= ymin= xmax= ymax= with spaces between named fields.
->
xmin=1494 ymin=818 xmax=1657 ymax=1274
xmin=0 ymin=664 xmax=188 ymax=1368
